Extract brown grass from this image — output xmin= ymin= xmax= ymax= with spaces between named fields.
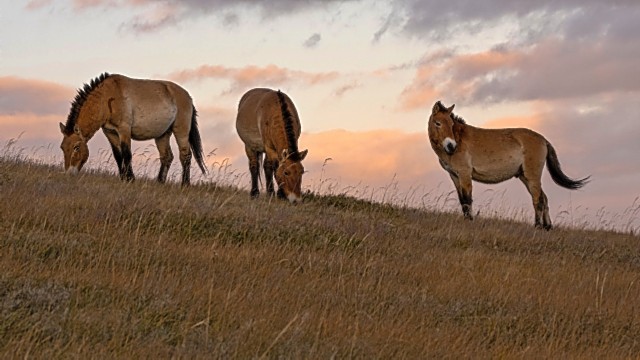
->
xmin=1 ymin=154 xmax=639 ymax=359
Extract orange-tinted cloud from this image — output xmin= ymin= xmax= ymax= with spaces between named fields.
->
xmin=168 ymin=64 xmax=339 ymax=93
xmin=25 ymin=0 xmax=51 ymax=10
xmin=398 ymin=49 xmax=520 ymax=111
xmin=299 ymin=129 xmax=439 ymax=193
xmin=399 ymin=32 xmax=640 ymax=111
xmin=0 ymin=77 xmax=74 ymax=116
xmin=482 ymin=114 xmax=541 ymax=129
xmin=0 ymin=114 xmax=63 ymax=140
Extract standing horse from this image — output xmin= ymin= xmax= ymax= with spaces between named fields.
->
xmin=236 ymin=88 xmax=308 ymax=203
xmin=427 ymin=101 xmax=589 ymax=229
xmin=59 ymin=73 xmax=206 ymax=185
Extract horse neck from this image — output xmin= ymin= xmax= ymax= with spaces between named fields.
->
xmin=277 ymin=124 xmax=299 ymax=157
xmin=76 ymin=90 xmax=109 ymax=140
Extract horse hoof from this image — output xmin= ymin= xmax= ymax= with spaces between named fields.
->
xmin=250 ymin=190 xmax=259 ymax=198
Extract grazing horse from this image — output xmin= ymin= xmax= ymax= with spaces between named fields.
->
xmin=427 ymin=101 xmax=589 ymax=229
xmin=236 ymin=88 xmax=308 ymax=203
xmin=59 ymin=73 xmax=206 ymax=185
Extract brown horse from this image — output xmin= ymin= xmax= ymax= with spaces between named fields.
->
xmin=427 ymin=101 xmax=589 ymax=229
xmin=236 ymin=88 xmax=308 ymax=203
xmin=59 ymin=73 xmax=206 ymax=185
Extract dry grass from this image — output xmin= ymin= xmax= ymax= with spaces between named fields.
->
xmin=1 ymin=153 xmax=639 ymax=359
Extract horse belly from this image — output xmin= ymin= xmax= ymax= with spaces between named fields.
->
xmin=130 ymin=104 xmax=176 ymax=140
xmin=472 ymin=161 xmax=522 ymax=184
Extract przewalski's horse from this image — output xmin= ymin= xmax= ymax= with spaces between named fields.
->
xmin=427 ymin=101 xmax=589 ymax=230
xmin=236 ymin=88 xmax=308 ymax=203
xmin=59 ymin=73 xmax=206 ymax=185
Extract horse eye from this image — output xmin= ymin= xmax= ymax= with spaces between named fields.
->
xmin=73 ymin=145 xmax=80 ymax=152
xmin=435 ymin=121 xmax=442 ymax=127
xmin=284 ymin=171 xmax=290 ymax=176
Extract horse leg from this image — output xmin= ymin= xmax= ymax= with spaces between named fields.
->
xmin=175 ymin=134 xmax=192 ymax=186
xmin=540 ymin=190 xmax=552 ymax=230
xmin=518 ymin=175 xmax=551 ymax=229
xmin=450 ymin=173 xmax=473 ymax=220
xmin=154 ymin=130 xmax=174 ymax=183
xmin=245 ymin=147 xmax=260 ymax=198
xmin=263 ymin=157 xmax=277 ymax=197
xmin=102 ymin=128 xmax=124 ymax=178
xmin=119 ymin=135 xmax=135 ymax=182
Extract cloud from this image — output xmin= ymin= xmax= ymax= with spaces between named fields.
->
xmin=28 ymin=0 xmax=360 ymax=33
xmin=0 ymin=114 xmax=65 ymax=141
xmin=482 ymin=114 xmax=541 ymax=130
xmin=372 ymin=11 xmax=397 ymax=43
xmin=333 ymin=81 xmax=361 ymax=97
xmin=398 ymin=28 xmax=640 ymax=110
xmin=303 ymin=33 xmax=322 ymax=48
xmin=124 ymin=2 xmax=181 ymax=33
xmin=0 ymin=77 xmax=74 ymax=116
xmin=167 ymin=64 xmax=339 ymax=93
xmin=383 ymin=1 xmax=640 ymax=42
xmin=533 ymin=95 xmax=640 ymax=177
xmin=383 ymin=1 xmax=640 ymax=111
xmin=25 ymin=0 xmax=52 ymax=10
xmin=300 ymin=129 xmax=436 ymax=193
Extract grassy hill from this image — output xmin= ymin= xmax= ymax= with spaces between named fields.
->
xmin=1 ymin=156 xmax=639 ymax=358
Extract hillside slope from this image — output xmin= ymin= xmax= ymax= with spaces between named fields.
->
xmin=1 ymin=158 xmax=639 ymax=358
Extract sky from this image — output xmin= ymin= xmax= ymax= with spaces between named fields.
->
xmin=1 ymin=0 xmax=639 ymax=231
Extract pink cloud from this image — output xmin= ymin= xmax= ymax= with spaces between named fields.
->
xmin=399 ymin=34 xmax=640 ymax=111
xmin=300 ymin=129 xmax=436 ymax=193
xmin=482 ymin=114 xmax=542 ymax=129
xmin=72 ymin=0 xmax=116 ymax=10
xmin=25 ymin=0 xmax=51 ymax=10
xmin=0 ymin=77 xmax=74 ymax=116
xmin=168 ymin=64 xmax=339 ymax=93
xmin=398 ymin=65 xmax=442 ymax=111
xmin=0 ymin=114 xmax=63 ymax=140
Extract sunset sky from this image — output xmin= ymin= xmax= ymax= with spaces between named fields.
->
xmin=2 ymin=1 xmax=639 ymax=231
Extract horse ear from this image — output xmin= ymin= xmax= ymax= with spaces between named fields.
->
xmin=447 ymin=104 xmax=455 ymax=114
xmin=298 ymin=149 xmax=308 ymax=161
xmin=280 ymin=149 xmax=289 ymax=161
xmin=59 ymin=122 xmax=66 ymax=134
xmin=432 ymin=102 xmax=441 ymax=115
xmin=73 ymin=125 xmax=85 ymax=140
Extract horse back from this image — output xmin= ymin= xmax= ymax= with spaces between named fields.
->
xmin=451 ymin=126 xmax=548 ymax=183
xmin=236 ymin=88 xmax=300 ymax=154
xmin=109 ymin=75 xmax=193 ymax=140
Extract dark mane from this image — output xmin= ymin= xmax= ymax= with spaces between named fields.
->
xmin=276 ymin=90 xmax=301 ymax=161
xmin=435 ymin=100 xmax=466 ymax=124
xmin=63 ymin=72 xmax=111 ymax=134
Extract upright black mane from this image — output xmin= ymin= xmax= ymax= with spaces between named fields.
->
xmin=435 ymin=100 xmax=466 ymax=124
xmin=276 ymin=90 xmax=301 ymax=161
xmin=63 ymin=72 xmax=111 ymax=134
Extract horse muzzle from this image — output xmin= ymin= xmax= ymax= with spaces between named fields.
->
xmin=65 ymin=166 xmax=79 ymax=176
xmin=287 ymin=193 xmax=302 ymax=204
xmin=443 ymin=137 xmax=457 ymax=155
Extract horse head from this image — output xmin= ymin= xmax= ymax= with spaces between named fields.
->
xmin=59 ymin=122 xmax=89 ymax=175
xmin=428 ymin=101 xmax=461 ymax=156
xmin=276 ymin=148 xmax=308 ymax=204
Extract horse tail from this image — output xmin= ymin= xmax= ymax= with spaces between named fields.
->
xmin=545 ymin=141 xmax=589 ymax=190
xmin=189 ymin=105 xmax=207 ymax=174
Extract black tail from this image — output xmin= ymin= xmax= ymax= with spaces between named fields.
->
xmin=546 ymin=142 xmax=589 ymax=190
xmin=189 ymin=106 xmax=207 ymax=174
